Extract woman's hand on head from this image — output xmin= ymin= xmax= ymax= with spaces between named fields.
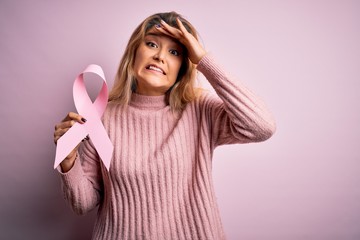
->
xmin=156 ymin=18 xmax=207 ymax=64
xmin=54 ymin=112 xmax=87 ymax=172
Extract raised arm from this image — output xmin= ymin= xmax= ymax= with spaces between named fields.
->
xmin=156 ymin=18 xmax=276 ymax=147
xmin=197 ymin=54 xmax=276 ymax=147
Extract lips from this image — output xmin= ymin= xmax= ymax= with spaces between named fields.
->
xmin=146 ymin=64 xmax=166 ymax=75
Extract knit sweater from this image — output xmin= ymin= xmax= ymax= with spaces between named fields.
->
xmin=58 ymin=54 xmax=276 ymax=240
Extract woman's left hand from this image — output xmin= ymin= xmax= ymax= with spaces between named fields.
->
xmin=156 ymin=18 xmax=207 ymax=64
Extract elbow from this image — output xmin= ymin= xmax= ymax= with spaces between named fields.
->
xmin=262 ymin=127 xmax=276 ymax=142
xmin=64 ymin=194 xmax=98 ymax=216
xmin=70 ymin=202 xmax=94 ymax=216
xmin=61 ymin=179 xmax=101 ymax=216
xmin=239 ymin=119 xmax=276 ymax=143
xmin=256 ymin=119 xmax=277 ymax=142
xmin=231 ymin=119 xmax=276 ymax=143
xmin=71 ymin=206 xmax=86 ymax=216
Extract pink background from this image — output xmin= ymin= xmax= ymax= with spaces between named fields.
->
xmin=1 ymin=0 xmax=359 ymax=239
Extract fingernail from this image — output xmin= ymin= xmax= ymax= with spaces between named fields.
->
xmin=81 ymin=117 xmax=87 ymax=122
xmin=160 ymin=19 xmax=166 ymax=24
xmin=155 ymin=24 xmax=161 ymax=28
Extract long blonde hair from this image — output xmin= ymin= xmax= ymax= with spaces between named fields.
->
xmin=108 ymin=11 xmax=201 ymax=111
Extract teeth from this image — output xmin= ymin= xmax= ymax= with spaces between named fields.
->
xmin=148 ymin=65 xmax=163 ymax=74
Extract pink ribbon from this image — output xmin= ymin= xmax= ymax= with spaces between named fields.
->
xmin=54 ymin=64 xmax=114 ymax=171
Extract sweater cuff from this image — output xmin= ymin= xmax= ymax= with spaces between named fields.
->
xmin=196 ymin=53 xmax=213 ymax=72
xmin=56 ymin=156 xmax=84 ymax=188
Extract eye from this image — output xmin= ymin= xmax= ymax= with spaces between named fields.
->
xmin=169 ymin=49 xmax=180 ymax=56
xmin=146 ymin=41 xmax=158 ymax=48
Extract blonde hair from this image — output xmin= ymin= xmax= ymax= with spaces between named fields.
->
xmin=108 ymin=11 xmax=201 ymax=111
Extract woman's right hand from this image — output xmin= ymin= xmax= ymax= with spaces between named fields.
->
xmin=54 ymin=112 xmax=87 ymax=172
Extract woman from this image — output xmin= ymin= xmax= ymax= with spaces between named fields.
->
xmin=54 ymin=11 xmax=276 ymax=240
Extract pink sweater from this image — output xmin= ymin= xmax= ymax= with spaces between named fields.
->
xmin=58 ymin=54 xmax=276 ymax=240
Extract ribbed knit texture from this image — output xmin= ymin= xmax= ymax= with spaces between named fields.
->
xmin=58 ymin=54 xmax=276 ymax=240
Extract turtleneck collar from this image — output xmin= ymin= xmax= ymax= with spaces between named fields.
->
xmin=129 ymin=93 xmax=168 ymax=110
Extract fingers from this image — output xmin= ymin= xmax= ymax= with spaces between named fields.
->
xmin=157 ymin=19 xmax=187 ymax=40
xmin=158 ymin=18 xmax=191 ymax=39
xmin=82 ymin=134 xmax=90 ymax=142
xmin=54 ymin=112 xmax=87 ymax=145
xmin=54 ymin=121 xmax=74 ymax=144
xmin=156 ymin=19 xmax=206 ymax=64
xmin=155 ymin=22 xmax=179 ymax=40
xmin=55 ymin=119 xmax=75 ymax=131
xmin=175 ymin=18 xmax=192 ymax=37
xmin=62 ymin=112 xmax=87 ymax=123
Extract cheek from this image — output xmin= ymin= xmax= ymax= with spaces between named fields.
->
xmin=133 ymin=52 xmax=143 ymax=73
xmin=134 ymin=45 xmax=147 ymax=66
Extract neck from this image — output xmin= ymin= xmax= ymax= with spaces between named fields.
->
xmin=129 ymin=92 xmax=168 ymax=110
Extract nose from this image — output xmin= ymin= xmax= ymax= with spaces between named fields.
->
xmin=153 ymin=48 xmax=166 ymax=63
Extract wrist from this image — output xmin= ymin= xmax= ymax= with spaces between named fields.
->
xmin=60 ymin=153 xmax=77 ymax=173
xmin=193 ymin=50 xmax=207 ymax=65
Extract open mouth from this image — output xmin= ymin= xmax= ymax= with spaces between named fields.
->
xmin=146 ymin=64 xmax=166 ymax=75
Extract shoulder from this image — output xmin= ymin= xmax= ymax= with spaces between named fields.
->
xmin=106 ymin=100 xmax=122 ymax=109
xmin=187 ymin=90 xmax=222 ymax=113
xmin=102 ymin=101 xmax=125 ymax=120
